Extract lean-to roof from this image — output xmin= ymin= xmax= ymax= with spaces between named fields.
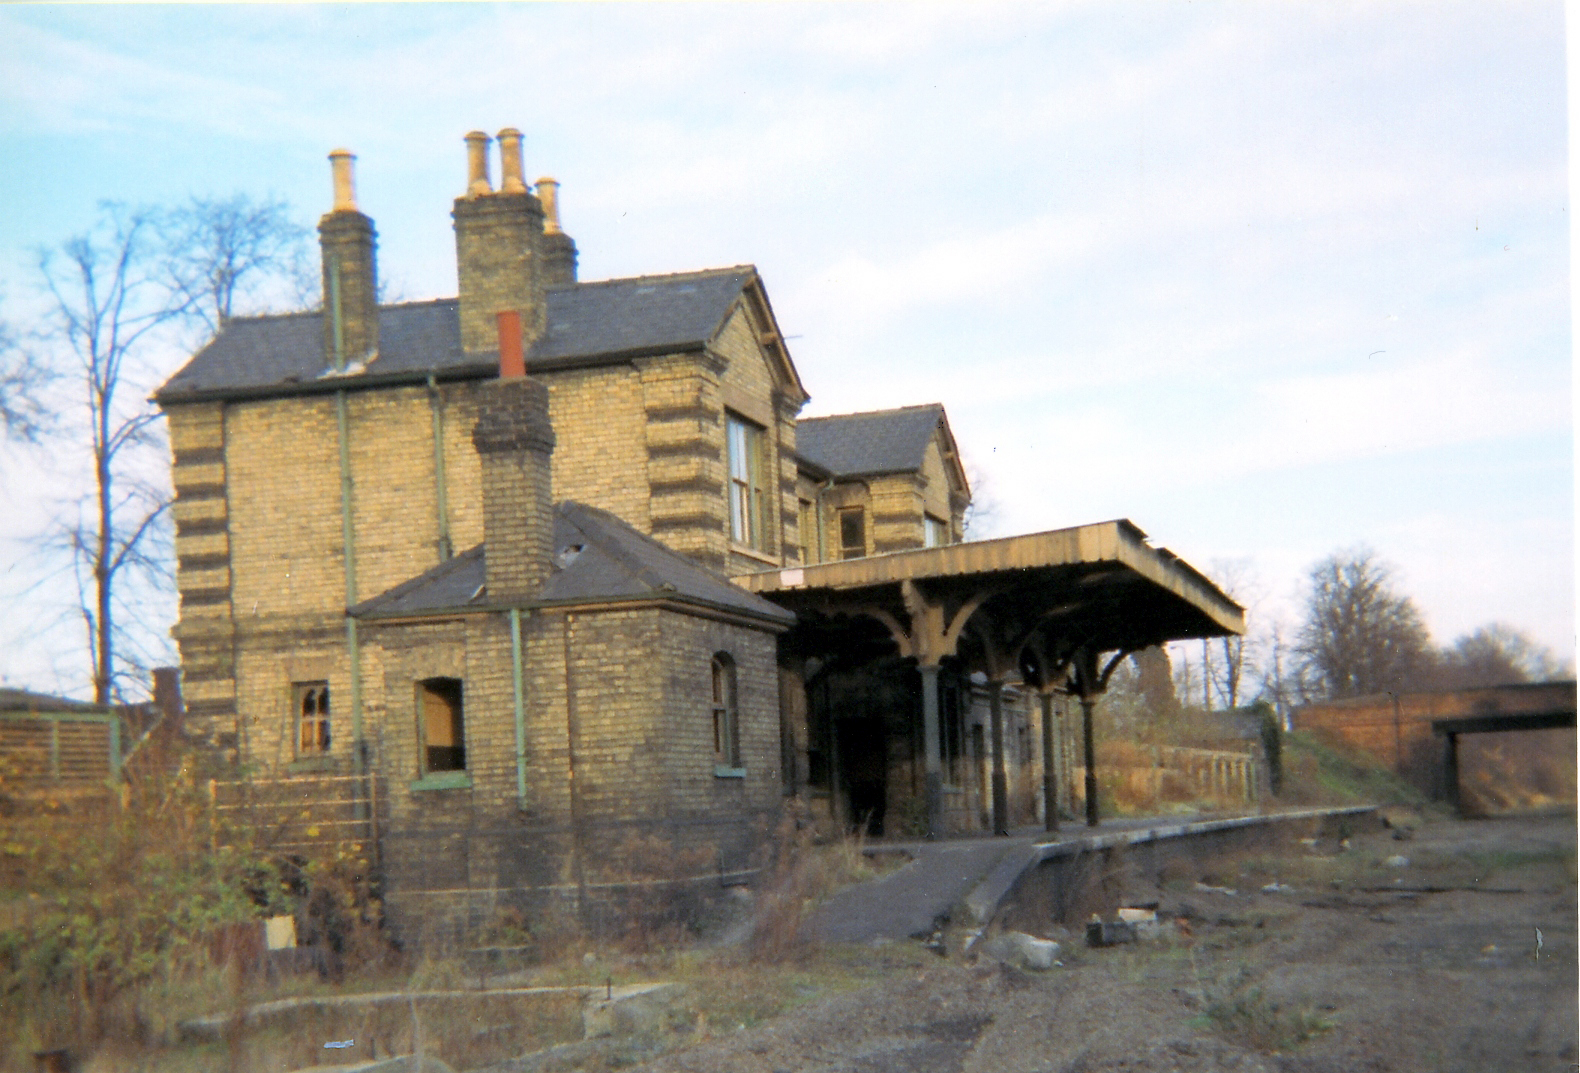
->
xmin=352 ymin=501 xmax=794 ymax=628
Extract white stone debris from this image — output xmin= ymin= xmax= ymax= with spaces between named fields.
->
xmin=980 ymin=930 xmax=1063 ymax=970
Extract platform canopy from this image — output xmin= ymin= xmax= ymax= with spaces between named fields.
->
xmin=735 ymin=519 xmax=1245 ymax=834
xmin=736 ymin=518 xmax=1243 ymax=668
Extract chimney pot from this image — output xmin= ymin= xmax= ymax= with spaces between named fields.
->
xmin=498 ymin=129 xmax=528 ymax=194
xmin=537 ymin=177 xmax=563 ymax=234
xmin=464 ymin=130 xmax=493 ymax=197
xmin=497 ymin=310 xmax=525 ymax=378
xmin=329 ymin=149 xmax=358 ymax=212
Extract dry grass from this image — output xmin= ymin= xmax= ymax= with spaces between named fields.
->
xmin=746 ymin=803 xmax=903 ymax=963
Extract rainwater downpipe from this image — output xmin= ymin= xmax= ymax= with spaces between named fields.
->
xmin=330 ymin=261 xmax=366 ymax=772
xmin=428 ymin=374 xmax=452 ymax=562
xmin=511 ymin=607 xmax=527 ymax=807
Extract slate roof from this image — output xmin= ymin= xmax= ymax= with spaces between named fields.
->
xmin=795 ymin=404 xmax=946 ymax=478
xmin=157 ymin=267 xmax=761 ymax=403
xmin=350 ymin=501 xmax=795 ymax=628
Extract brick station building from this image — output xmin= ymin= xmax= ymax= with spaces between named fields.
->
xmin=155 ymin=131 xmax=1243 ymax=935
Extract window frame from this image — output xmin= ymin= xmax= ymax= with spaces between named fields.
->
xmin=798 ymin=497 xmax=817 ymax=564
xmin=711 ymin=653 xmax=744 ymax=776
xmin=416 ymin=676 xmax=467 ymax=778
xmin=293 ymin=681 xmax=331 ymax=758
xmin=924 ymin=514 xmax=948 ymax=549
xmin=838 ymin=506 xmax=866 ymax=560
xmin=726 ymin=414 xmax=770 ymax=552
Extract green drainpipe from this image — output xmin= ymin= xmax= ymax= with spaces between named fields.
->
xmin=428 ymin=375 xmax=452 ymax=561
xmin=511 ymin=608 xmax=527 ymax=807
xmin=330 ymin=261 xmax=365 ymax=771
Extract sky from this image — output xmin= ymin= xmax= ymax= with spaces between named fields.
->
xmin=0 ymin=2 xmax=1571 ymax=700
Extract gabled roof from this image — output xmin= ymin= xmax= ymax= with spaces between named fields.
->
xmin=351 ymin=501 xmax=795 ymax=628
xmin=797 ymin=404 xmax=953 ymax=480
xmin=156 ymin=266 xmax=804 ymax=404
xmin=532 ymin=267 xmax=755 ymax=368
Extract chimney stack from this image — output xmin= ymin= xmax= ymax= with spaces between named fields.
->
xmin=472 ymin=316 xmax=555 ymax=600
xmin=497 ymin=310 xmax=526 ymax=379
xmin=454 ymin=128 xmax=547 ymax=355
xmin=536 ymin=178 xmax=579 ymax=286
xmin=318 ymin=149 xmax=379 ymax=369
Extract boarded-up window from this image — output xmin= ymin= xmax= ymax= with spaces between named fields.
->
xmin=418 ymin=677 xmax=465 ymax=773
xmin=839 ymin=507 xmax=865 ymax=560
xmin=294 ymin=682 xmax=331 ymax=756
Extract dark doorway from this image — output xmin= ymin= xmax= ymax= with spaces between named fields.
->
xmin=838 ymin=717 xmax=888 ymax=836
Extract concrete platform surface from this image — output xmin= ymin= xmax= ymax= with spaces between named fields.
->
xmin=807 ymin=807 xmax=1374 ymax=944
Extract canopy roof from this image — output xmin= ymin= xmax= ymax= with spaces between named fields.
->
xmin=735 ymin=519 xmax=1243 ymax=669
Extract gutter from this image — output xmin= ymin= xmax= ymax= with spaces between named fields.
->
xmin=352 ymin=590 xmax=796 ymax=632
xmin=155 ymin=339 xmax=726 ymax=408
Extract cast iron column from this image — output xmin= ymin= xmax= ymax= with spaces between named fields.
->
xmin=989 ymin=679 xmax=1008 ymax=836
xmin=1041 ymin=690 xmax=1059 ymax=833
xmin=1081 ymin=693 xmax=1099 ymax=827
xmin=921 ymin=663 xmax=943 ymax=839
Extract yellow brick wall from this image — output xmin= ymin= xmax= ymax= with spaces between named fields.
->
xmin=869 ymin=472 xmax=926 ymax=554
xmin=713 ymin=303 xmax=795 ymax=572
xmin=639 ymin=352 xmax=728 ymax=571
xmin=168 ymin=402 xmax=239 ymax=749
xmin=918 ymin=436 xmax=963 ymax=542
xmin=536 ymin=365 xmax=651 ymax=531
xmin=353 ymin=603 xmax=782 ymax=898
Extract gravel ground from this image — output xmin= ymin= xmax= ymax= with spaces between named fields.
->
xmin=630 ymin=812 xmax=1577 ymax=1073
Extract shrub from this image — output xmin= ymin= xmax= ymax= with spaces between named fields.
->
xmin=0 ymin=748 xmax=286 ymax=1058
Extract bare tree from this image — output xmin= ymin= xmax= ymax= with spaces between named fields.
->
xmin=1296 ymin=548 xmax=1432 ymax=700
xmin=0 ymin=305 xmax=49 ymax=441
xmin=1207 ymin=558 xmax=1262 ymax=709
xmin=161 ymin=194 xmax=311 ymax=340
xmin=1434 ymin=623 xmax=1571 ymax=688
xmin=960 ymin=459 xmax=1001 ymax=541
xmin=1257 ymin=620 xmax=1298 ymax=727
xmin=37 ymin=204 xmax=188 ymax=704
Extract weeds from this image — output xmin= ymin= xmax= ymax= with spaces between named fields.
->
xmin=747 ymin=801 xmax=900 ymax=964
xmin=1190 ymin=954 xmax=1332 ymax=1052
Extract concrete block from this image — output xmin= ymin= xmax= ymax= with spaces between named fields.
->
xmin=1085 ymin=919 xmax=1136 ymax=946
xmin=980 ymin=930 xmax=1062 ymax=970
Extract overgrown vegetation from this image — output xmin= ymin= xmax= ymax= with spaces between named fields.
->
xmin=1190 ymin=958 xmax=1333 ymax=1052
xmin=0 ymin=754 xmax=283 ymax=1060
xmin=1277 ymin=730 xmax=1428 ymax=806
xmin=0 ymin=778 xmax=912 ymax=1072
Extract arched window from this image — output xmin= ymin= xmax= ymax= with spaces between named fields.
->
xmin=711 ymin=653 xmax=740 ymax=770
xmin=294 ymin=682 xmax=330 ymax=755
